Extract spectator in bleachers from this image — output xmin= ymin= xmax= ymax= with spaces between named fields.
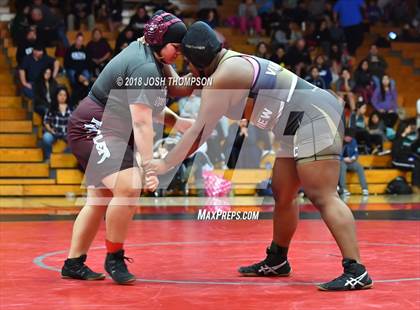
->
xmin=200 ymin=8 xmax=220 ymax=29
xmin=284 ymin=38 xmax=311 ymax=77
xmin=45 ymin=0 xmax=65 ymax=20
xmin=114 ymin=26 xmax=135 ymax=55
xmin=288 ymin=21 xmax=303 ymax=44
xmin=16 ymin=26 xmax=38 ymax=67
xmin=326 ymin=15 xmax=346 ymax=44
xmin=29 ymin=2 xmax=69 ymax=47
xmin=392 ymin=121 xmax=419 ymax=190
xmin=225 ymin=119 xmax=262 ymax=169
xmin=34 ymin=66 xmax=58 ymax=117
xmin=128 ymin=4 xmax=150 ymax=38
xmin=239 ymin=0 xmax=263 ymax=36
xmin=267 ymin=2 xmax=289 ymax=38
xmin=198 ymin=0 xmax=220 ymax=27
xmin=366 ymin=0 xmax=382 ymax=24
xmin=255 ymin=41 xmax=270 ymax=59
xmin=10 ymin=4 xmax=31 ymax=45
xmin=398 ymin=22 xmax=420 ymax=42
xmin=354 ymin=59 xmax=375 ymax=103
xmin=313 ymin=54 xmax=332 ymax=88
xmin=107 ymin=0 xmax=123 ymax=32
xmin=70 ymin=70 xmax=92 ymax=107
xmin=270 ymin=45 xmax=286 ymax=67
xmin=349 ymin=100 xmax=383 ymax=153
xmin=67 ymin=0 xmax=95 ymax=31
xmin=313 ymin=18 xmax=332 ymax=53
xmin=371 ymin=74 xmax=399 ymax=128
xmin=64 ymin=32 xmax=91 ymax=86
xmin=334 ymin=67 xmax=356 ymax=111
xmin=308 ymin=0 xmax=327 ymax=21
xmin=42 ymin=86 xmax=72 ymax=160
xmin=287 ymin=0 xmax=309 ymax=25
xmin=333 ymin=0 xmax=365 ymax=55
xmin=19 ymin=42 xmax=59 ymax=99
xmin=363 ymin=44 xmax=388 ymax=80
xmin=306 ymin=66 xmax=326 ymax=89
xmin=339 ymin=128 xmax=369 ymax=196
xmin=367 ymin=111 xmax=386 ymax=153
xmin=86 ymin=28 xmax=112 ymax=78
xmin=256 ymin=0 xmax=274 ymax=33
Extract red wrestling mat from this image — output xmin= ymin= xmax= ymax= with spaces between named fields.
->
xmin=0 ymin=219 xmax=419 ymax=309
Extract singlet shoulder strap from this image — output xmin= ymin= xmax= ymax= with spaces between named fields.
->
xmin=218 ymin=50 xmax=260 ymax=97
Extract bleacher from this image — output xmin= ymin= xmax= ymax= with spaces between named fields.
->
xmin=0 ymin=1 xmax=416 ymax=197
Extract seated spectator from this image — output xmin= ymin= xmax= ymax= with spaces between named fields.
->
xmin=270 ymin=45 xmax=286 ymax=67
xmin=313 ymin=54 xmax=332 ymax=88
xmin=10 ymin=4 xmax=31 ymax=45
xmin=339 ymin=128 xmax=369 ymax=196
xmin=70 ymin=70 xmax=92 ymax=107
xmin=42 ymin=86 xmax=72 ymax=160
xmin=16 ymin=26 xmax=38 ymax=67
xmin=64 ymin=32 xmax=91 ymax=86
xmin=86 ymin=28 xmax=112 ymax=78
xmin=255 ymin=41 xmax=270 ymax=59
xmin=197 ymin=0 xmax=220 ymax=25
xmin=314 ymin=18 xmax=332 ymax=53
xmin=33 ymin=66 xmax=58 ymax=117
xmin=354 ymin=59 xmax=375 ymax=103
xmin=238 ymin=0 xmax=263 ymax=36
xmin=349 ymin=100 xmax=383 ymax=153
xmin=371 ymin=74 xmax=399 ymax=128
xmin=366 ymin=0 xmax=382 ymax=24
xmin=308 ymin=0 xmax=327 ymax=21
xmin=114 ymin=26 xmax=135 ymax=55
xmin=201 ymin=8 xmax=220 ymax=29
xmin=67 ymin=0 xmax=95 ymax=31
xmin=392 ymin=121 xmax=419 ymax=190
xmin=19 ymin=42 xmax=59 ymax=99
xmin=367 ymin=111 xmax=386 ymax=153
xmin=288 ymin=21 xmax=303 ymax=45
xmin=334 ymin=68 xmax=356 ymax=111
xmin=398 ymin=22 xmax=420 ymax=42
xmin=284 ymin=38 xmax=311 ymax=77
xmin=29 ymin=3 xmax=69 ymax=47
xmin=225 ymin=119 xmax=262 ymax=168
xmin=107 ymin=0 xmax=123 ymax=32
xmin=129 ymin=5 xmax=150 ymax=38
xmin=364 ymin=44 xmax=388 ymax=80
xmin=306 ymin=66 xmax=326 ymax=89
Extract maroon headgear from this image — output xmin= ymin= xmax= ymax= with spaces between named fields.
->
xmin=144 ymin=11 xmax=186 ymax=50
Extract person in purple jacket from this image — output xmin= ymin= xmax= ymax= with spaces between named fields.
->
xmin=371 ymin=74 xmax=399 ymax=128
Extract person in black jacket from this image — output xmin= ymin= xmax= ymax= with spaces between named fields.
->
xmin=392 ymin=120 xmax=419 ymax=188
xmin=128 ymin=4 xmax=150 ymax=38
xmin=114 ymin=26 xmax=135 ymax=55
xmin=16 ymin=27 xmax=39 ymax=67
xmin=33 ymin=66 xmax=58 ymax=117
xmin=64 ymin=32 xmax=91 ymax=86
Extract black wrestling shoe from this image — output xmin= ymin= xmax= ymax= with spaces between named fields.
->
xmin=238 ymin=244 xmax=291 ymax=277
xmin=61 ymin=254 xmax=105 ymax=280
xmin=317 ymin=258 xmax=373 ymax=291
xmin=104 ymin=250 xmax=136 ymax=285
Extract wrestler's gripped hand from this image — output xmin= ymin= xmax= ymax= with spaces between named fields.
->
xmin=144 ymin=175 xmax=159 ymax=192
xmin=141 ymin=161 xmax=159 ymax=192
xmin=149 ymin=159 xmax=168 ymax=176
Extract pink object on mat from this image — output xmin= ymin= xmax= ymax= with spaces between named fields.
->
xmin=202 ymin=171 xmax=232 ymax=197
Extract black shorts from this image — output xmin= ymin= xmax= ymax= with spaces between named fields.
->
xmin=67 ymin=96 xmax=137 ymax=187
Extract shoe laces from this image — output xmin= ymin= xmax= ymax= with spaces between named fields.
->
xmin=114 ymin=254 xmax=134 ymax=272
